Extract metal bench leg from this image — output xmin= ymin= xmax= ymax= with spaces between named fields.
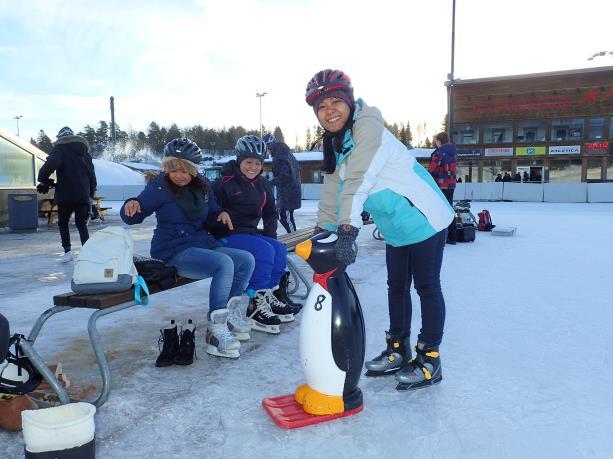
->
xmin=27 ymin=306 xmax=72 ymax=342
xmin=287 ymin=256 xmax=311 ymax=300
xmin=87 ymin=302 xmax=137 ymax=408
xmin=18 ymin=339 xmax=71 ymax=405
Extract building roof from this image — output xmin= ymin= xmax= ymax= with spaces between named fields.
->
xmin=450 ymin=65 xmax=613 ymax=86
xmin=0 ymin=127 xmax=48 ymax=162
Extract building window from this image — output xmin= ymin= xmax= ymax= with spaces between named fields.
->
xmin=483 ymin=122 xmax=512 ymax=144
xmin=517 ymin=120 xmax=546 ymax=143
xmin=0 ymin=137 xmax=35 ymax=186
xmin=312 ymin=170 xmax=323 ymax=183
xmin=609 ymin=116 xmax=613 ymax=139
xmin=586 ymin=157 xmax=602 ymax=180
xmin=456 ymin=160 xmax=475 ymax=183
xmin=587 ymin=118 xmax=605 ymax=140
xmin=482 ymin=160 xmax=512 ymax=182
xmin=549 ymin=159 xmax=582 ymax=183
xmin=452 ymin=124 xmax=479 ymax=145
xmin=607 ymin=158 xmax=613 ymax=180
xmin=551 ymin=118 xmax=584 ymax=141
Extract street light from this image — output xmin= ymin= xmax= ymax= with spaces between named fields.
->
xmin=447 ymin=0 xmax=456 ymax=141
xmin=13 ymin=115 xmax=23 ymax=136
xmin=256 ymin=92 xmax=267 ymax=138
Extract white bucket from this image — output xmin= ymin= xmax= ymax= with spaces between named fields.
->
xmin=21 ymin=402 xmax=96 ymax=454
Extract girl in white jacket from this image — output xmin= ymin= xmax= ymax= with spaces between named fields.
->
xmin=305 ymin=69 xmax=454 ymax=391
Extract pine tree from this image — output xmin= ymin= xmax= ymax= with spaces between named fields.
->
xmin=147 ymin=121 xmax=164 ymax=155
xmin=95 ymin=121 xmax=109 ymax=144
xmin=78 ymin=125 xmax=96 ymax=148
xmin=273 ymin=126 xmax=285 ymax=143
xmin=405 ymin=121 xmax=413 ymax=147
xmin=305 ymin=128 xmax=312 ymax=151
xmin=166 ymin=123 xmax=182 ymax=144
xmin=30 ymin=138 xmax=38 ymax=149
xmin=36 ymin=130 xmax=53 ymax=153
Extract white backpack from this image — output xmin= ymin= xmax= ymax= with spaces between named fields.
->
xmin=71 ymin=227 xmax=139 ymax=295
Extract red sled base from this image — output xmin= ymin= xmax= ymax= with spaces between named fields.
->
xmin=262 ymin=394 xmax=363 ymax=429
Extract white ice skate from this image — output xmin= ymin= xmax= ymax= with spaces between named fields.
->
xmin=206 ymin=308 xmax=241 ymax=359
xmin=226 ymin=296 xmax=251 ymax=341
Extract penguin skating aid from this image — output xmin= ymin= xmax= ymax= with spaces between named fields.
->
xmin=262 ymin=232 xmax=365 ymax=429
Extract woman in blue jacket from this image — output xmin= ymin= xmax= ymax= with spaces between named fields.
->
xmin=305 ymin=69 xmax=454 ymax=391
xmin=121 ymin=138 xmax=254 ymax=359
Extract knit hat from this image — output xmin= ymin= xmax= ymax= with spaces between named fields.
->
xmin=162 ymin=157 xmax=199 ymax=177
xmin=56 ymin=126 xmax=74 ymax=138
xmin=310 ymin=89 xmax=355 ymax=114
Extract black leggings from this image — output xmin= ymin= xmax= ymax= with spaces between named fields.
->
xmin=0 ymin=313 xmax=9 ymax=360
xmin=58 ymin=203 xmax=90 ymax=250
xmin=386 ymin=230 xmax=447 ymax=346
xmin=278 ymin=209 xmax=297 ymax=233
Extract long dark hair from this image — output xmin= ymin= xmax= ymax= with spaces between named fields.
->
xmin=319 ymin=110 xmax=355 ymax=174
xmin=164 ymin=173 xmax=209 ymax=197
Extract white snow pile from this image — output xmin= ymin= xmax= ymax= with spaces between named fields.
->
xmin=93 ymin=159 xmax=145 ymax=186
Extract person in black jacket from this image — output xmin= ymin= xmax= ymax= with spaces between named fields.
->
xmin=212 ymin=135 xmax=295 ymax=333
xmin=37 ymin=127 xmax=97 ymax=262
xmin=265 ymin=137 xmax=302 ymax=233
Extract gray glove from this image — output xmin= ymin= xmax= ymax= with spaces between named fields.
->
xmin=335 ymin=225 xmax=359 ymax=265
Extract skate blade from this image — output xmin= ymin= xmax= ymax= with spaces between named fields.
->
xmin=206 ymin=345 xmax=240 ymax=359
xmin=249 ymin=320 xmax=281 ymax=334
xmin=364 ymin=367 xmax=401 ymax=377
xmin=232 ymin=331 xmax=251 ymax=341
xmin=275 ymin=314 xmax=295 ymax=323
xmin=395 ymin=375 xmax=443 ymax=391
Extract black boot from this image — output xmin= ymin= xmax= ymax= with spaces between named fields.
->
xmin=174 ymin=320 xmax=196 ymax=366
xmin=275 ymin=272 xmax=303 ymax=314
xmin=155 ymin=321 xmax=179 ymax=367
xmin=364 ymin=331 xmax=410 ymax=377
xmin=395 ymin=341 xmax=442 ymax=390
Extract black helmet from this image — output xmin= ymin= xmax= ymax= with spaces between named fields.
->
xmin=163 ymin=138 xmax=202 ymax=164
xmin=235 ymin=135 xmax=268 ymax=163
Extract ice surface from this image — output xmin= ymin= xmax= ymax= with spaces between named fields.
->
xmin=1 ymin=201 xmax=612 ymax=458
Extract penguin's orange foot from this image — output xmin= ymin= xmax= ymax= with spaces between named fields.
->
xmin=294 ymin=384 xmax=344 ymax=415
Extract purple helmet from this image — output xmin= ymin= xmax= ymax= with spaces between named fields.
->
xmin=305 ymin=69 xmax=353 ymax=107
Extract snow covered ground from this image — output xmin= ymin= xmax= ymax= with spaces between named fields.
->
xmin=1 ymin=201 xmax=612 ymax=458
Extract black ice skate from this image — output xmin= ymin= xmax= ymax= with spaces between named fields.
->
xmin=395 ymin=341 xmax=442 ymax=391
xmin=263 ymin=289 xmax=294 ymax=323
xmin=364 ymin=331 xmax=410 ymax=377
xmin=155 ymin=320 xmax=179 ymax=367
xmin=274 ymin=272 xmax=303 ymax=314
xmin=174 ymin=320 xmax=196 ymax=365
xmin=247 ymin=294 xmax=281 ymax=334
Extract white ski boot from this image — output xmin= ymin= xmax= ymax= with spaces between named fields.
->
xmin=226 ymin=296 xmax=251 ymax=341
xmin=206 ymin=309 xmax=241 ymax=359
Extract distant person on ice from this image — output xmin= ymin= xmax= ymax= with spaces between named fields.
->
xmin=37 ymin=127 xmax=97 ymax=263
xmin=263 ymin=133 xmax=302 ymax=234
xmin=428 ymin=132 xmax=458 ymax=244
xmin=121 ymin=138 xmax=255 ymax=360
xmin=304 ymin=68 xmax=454 ymax=391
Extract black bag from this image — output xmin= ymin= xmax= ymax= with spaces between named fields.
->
xmin=456 ymin=223 xmax=476 ymax=243
xmin=133 ymin=255 xmax=178 ymax=290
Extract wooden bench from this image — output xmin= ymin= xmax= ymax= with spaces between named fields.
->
xmin=38 ymin=198 xmax=109 ymax=225
xmin=19 ymin=228 xmax=316 ymax=408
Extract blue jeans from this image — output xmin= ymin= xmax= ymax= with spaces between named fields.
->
xmin=385 ymin=230 xmax=447 ymax=346
xmin=167 ymin=247 xmax=255 ymax=313
xmin=223 ymin=233 xmax=287 ymax=291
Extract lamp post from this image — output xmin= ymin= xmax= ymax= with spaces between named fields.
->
xmin=256 ymin=92 xmax=267 ymax=138
xmin=447 ymin=0 xmax=456 ymax=141
xmin=13 ymin=115 xmax=23 ymax=136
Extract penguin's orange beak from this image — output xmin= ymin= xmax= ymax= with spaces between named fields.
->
xmin=295 ymin=239 xmax=312 ymax=261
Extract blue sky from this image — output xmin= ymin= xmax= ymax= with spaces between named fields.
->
xmin=1 ymin=0 xmax=612 ymax=148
